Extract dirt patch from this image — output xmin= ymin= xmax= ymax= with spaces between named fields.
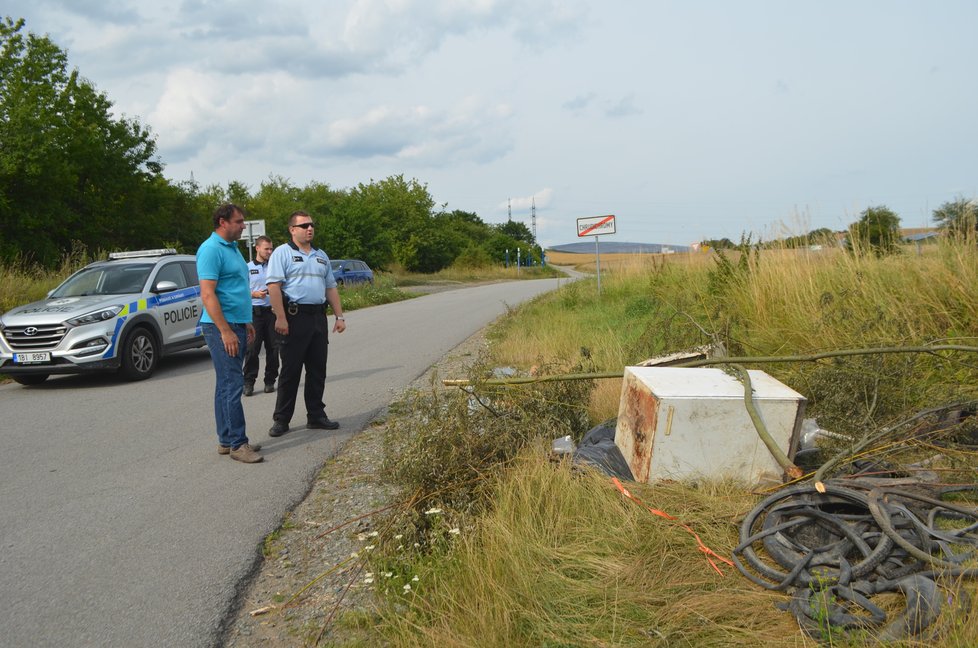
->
xmin=222 ymin=331 xmax=490 ymax=647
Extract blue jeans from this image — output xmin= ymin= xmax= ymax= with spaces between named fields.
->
xmin=201 ymin=323 xmax=249 ymax=448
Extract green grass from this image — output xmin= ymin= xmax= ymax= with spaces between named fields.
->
xmin=391 ymin=263 xmax=562 ymax=287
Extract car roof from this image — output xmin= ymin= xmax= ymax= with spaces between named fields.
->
xmin=90 ymin=253 xmax=196 ymax=267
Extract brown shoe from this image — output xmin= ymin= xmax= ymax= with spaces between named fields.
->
xmin=229 ymin=443 xmax=263 ymax=463
xmin=219 ymin=442 xmax=261 ymax=455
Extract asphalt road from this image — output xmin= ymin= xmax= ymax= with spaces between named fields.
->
xmin=0 ymin=277 xmax=571 ymax=648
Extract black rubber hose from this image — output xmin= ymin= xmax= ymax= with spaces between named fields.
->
xmin=867 ymin=487 xmax=978 ymax=569
xmin=735 ymin=482 xmax=893 ymax=588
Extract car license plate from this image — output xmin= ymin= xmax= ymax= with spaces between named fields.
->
xmin=14 ymin=352 xmax=51 ymax=364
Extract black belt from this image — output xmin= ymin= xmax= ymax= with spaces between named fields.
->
xmin=286 ymin=302 xmax=325 ymax=315
xmin=252 ymin=305 xmax=272 ymax=312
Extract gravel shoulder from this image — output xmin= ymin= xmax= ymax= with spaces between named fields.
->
xmin=223 ymin=330 xmax=489 ymax=647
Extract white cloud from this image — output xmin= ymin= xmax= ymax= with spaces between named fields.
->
xmin=605 ymin=94 xmax=642 ymax=118
xmin=305 ymin=97 xmax=514 ymax=166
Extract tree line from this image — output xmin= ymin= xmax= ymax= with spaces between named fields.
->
xmin=702 ymin=198 xmax=978 ymax=255
xmin=0 ymin=17 xmax=540 ymax=271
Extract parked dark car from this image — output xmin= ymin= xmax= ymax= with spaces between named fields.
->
xmin=329 ymin=259 xmax=374 ymax=286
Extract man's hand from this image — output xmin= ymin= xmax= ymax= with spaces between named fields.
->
xmin=221 ymin=328 xmax=240 ymax=357
xmin=333 ymin=318 xmax=346 ymax=334
xmin=246 ymin=323 xmax=255 ymax=345
xmin=274 ymin=315 xmax=289 ymax=336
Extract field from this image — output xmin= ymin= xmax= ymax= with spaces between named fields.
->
xmin=359 ymin=240 xmax=978 ymax=647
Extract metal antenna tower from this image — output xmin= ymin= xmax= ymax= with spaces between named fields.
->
xmin=531 ymin=197 xmax=537 ymax=242
xmin=508 ymin=198 xmax=512 ymax=222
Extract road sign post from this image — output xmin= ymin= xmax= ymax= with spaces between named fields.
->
xmin=576 ymin=215 xmax=616 ymax=296
xmin=242 ymin=219 xmax=266 ymax=261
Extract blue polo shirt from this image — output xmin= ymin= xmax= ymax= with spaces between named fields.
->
xmin=196 ymin=232 xmax=252 ymax=324
xmin=266 ymin=242 xmax=336 ymax=304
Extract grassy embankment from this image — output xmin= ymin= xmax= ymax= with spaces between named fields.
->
xmin=352 ymin=241 xmax=978 ymax=647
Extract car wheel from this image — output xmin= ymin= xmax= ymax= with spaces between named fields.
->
xmin=120 ymin=327 xmax=158 ymax=381
xmin=336 ymin=278 xmax=344 ymax=287
xmin=13 ymin=374 xmax=49 ymax=386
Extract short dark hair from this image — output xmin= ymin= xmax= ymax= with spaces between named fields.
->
xmin=255 ymin=235 xmax=272 ymax=246
xmin=213 ymin=203 xmax=243 ymax=229
xmin=288 ymin=210 xmax=311 ymax=227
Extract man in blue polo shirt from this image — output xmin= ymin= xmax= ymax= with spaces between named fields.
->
xmin=197 ymin=203 xmax=262 ymax=464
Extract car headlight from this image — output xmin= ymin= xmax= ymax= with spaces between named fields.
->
xmin=67 ymin=306 xmax=123 ymax=327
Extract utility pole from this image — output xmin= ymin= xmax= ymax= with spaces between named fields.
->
xmin=508 ymin=198 xmax=512 ymax=223
xmin=531 ymin=197 xmax=537 ymax=242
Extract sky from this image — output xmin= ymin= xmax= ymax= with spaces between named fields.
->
xmin=5 ymin=1 xmax=978 ymax=249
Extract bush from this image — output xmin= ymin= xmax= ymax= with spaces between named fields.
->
xmin=381 ymin=354 xmax=594 ymax=545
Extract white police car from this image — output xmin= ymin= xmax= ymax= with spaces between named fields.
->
xmin=0 ymin=249 xmax=205 ymax=385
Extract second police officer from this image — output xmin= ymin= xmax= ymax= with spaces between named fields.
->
xmin=265 ymin=210 xmax=346 ymax=437
xmin=244 ymin=235 xmax=279 ymax=396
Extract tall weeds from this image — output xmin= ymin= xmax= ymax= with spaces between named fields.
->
xmin=0 ymin=242 xmax=99 ymax=314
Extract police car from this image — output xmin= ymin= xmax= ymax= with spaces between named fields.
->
xmin=0 ymin=249 xmax=205 ymax=385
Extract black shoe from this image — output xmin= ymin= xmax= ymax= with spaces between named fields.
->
xmin=243 ymin=383 xmax=254 ymax=397
xmin=307 ymin=416 xmax=339 ymax=430
xmin=264 ymin=383 xmax=276 ymax=393
xmin=269 ymin=421 xmax=290 ymax=437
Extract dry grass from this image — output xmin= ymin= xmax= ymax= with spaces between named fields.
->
xmin=544 ymin=249 xmax=703 ymax=272
xmin=375 ymin=448 xmax=817 ymax=648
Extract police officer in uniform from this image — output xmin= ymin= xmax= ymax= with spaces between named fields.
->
xmin=243 ymin=235 xmax=278 ymax=396
xmin=266 ymin=210 xmax=346 ymax=437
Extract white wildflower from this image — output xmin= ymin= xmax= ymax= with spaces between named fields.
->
xmin=403 ymin=584 xmax=412 ymax=592
xmin=350 ymin=552 xmax=359 ymax=559
xmin=364 ymin=545 xmax=375 ymax=551
xmin=412 ymin=575 xmax=419 ymax=582
xmin=394 ymin=534 xmax=403 ymax=540
xmin=368 ymin=531 xmax=379 ymax=537
xmin=383 ymin=572 xmax=393 ymax=578
xmin=424 ymin=507 xmax=443 ymax=515
xmin=449 ymin=527 xmax=460 ymax=535
xmin=364 ymin=577 xmax=374 ymax=584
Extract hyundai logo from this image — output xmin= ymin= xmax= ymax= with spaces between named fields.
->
xmin=24 ymin=327 xmax=39 ymax=336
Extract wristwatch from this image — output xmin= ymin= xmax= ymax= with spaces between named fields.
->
xmin=336 ymin=316 xmax=345 ymax=321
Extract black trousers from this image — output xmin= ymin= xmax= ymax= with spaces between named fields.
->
xmin=244 ymin=306 xmax=279 ymax=386
xmin=272 ymin=309 xmax=329 ymax=424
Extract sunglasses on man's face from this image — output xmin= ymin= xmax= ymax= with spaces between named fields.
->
xmin=292 ymin=222 xmax=315 ymax=229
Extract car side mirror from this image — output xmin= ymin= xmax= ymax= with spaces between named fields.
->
xmin=154 ymin=280 xmax=179 ymax=293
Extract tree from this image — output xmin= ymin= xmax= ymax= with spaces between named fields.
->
xmin=496 ymin=220 xmax=535 ymax=246
xmin=0 ymin=17 xmax=167 ymax=262
xmin=701 ymin=238 xmax=736 ymax=250
xmin=932 ymin=197 xmax=978 ymax=237
xmin=847 ymin=206 xmax=901 ymax=256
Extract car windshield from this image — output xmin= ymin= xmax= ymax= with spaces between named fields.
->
xmin=51 ymin=264 xmax=153 ymax=297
